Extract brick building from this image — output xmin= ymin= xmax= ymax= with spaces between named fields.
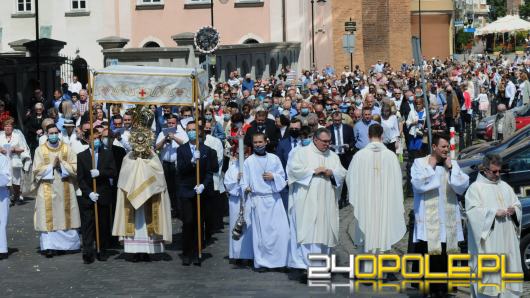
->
xmin=330 ymin=0 xmax=453 ymax=72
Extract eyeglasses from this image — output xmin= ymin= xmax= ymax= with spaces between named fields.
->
xmin=486 ymin=168 xmax=501 ymax=174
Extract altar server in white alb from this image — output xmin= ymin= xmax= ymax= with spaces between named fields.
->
xmin=287 ymin=127 xmax=346 ymax=271
xmin=240 ymin=132 xmax=289 ymax=269
xmin=346 ymin=124 xmax=406 ymax=261
xmin=224 ymin=148 xmax=253 ymax=262
xmin=0 ymin=153 xmax=11 ymax=260
xmin=466 ymin=154 xmax=522 ymax=298
xmin=411 ymin=133 xmax=469 ymax=296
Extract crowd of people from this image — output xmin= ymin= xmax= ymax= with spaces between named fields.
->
xmin=0 ymin=55 xmax=527 ymax=296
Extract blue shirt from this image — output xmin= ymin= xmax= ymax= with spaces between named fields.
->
xmin=354 ymin=120 xmax=376 ymax=149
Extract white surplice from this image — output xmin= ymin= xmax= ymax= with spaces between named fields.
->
xmin=240 ymin=153 xmax=289 ymax=268
xmin=411 ymin=156 xmax=469 ymax=253
xmin=224 ymin=160 xmax=253 ymax=260
xmin=346 ymin=141 xmax=406 ymax=253
xmin=466 ymin=173 xmax=523 ymax=298
xmin=286 ymin=143 xmax=346 ymax=269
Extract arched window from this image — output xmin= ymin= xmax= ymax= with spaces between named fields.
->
xmin=243 ymin=38 xmax=259 ymax=44
xmin=282 ymin=57 xmax=289 ymax=69
xmin=72 ymin=57 xmax=88 ymax=88
xmin=143 ymin=41 xmax=160 ymax=48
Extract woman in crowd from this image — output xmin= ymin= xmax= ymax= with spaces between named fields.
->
xmin=204 ymin=106 xmax=226 ymax=142
xmin=0 ymin=117 xmax=30 ymax=205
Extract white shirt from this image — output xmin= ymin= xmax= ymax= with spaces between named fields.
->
xmin=156 ymin=131 xmax=178 ymax=162
xmin=69 ymin=81 xmax=82 ymax=94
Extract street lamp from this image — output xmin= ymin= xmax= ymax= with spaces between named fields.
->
xmin=311 ymin=0 xmax=326 ymax=69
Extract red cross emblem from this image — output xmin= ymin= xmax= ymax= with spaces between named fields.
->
xmin=138 ymin=88 xmax=147 ymax=98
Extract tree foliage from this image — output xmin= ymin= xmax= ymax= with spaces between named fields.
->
xmin=487 ymin=0 xmax=506 ymax=21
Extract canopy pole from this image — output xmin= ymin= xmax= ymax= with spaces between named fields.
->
xmin=193 ymin=77 xmax=202 ymax=263
xmin=87 ymin=70 xmax=101 ymax=254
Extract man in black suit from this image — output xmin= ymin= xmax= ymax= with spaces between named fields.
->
xmin=244 ymin=110 xmax=280 ymax=153
xmin=328 ymin=111 xmax=355 ymax=168
xmin=177 ymin=121 xmax=218 ymax=266
xmin=77 ymin=128 xmax=117 ymax=264
xmin=328 ymin=111 xmax=355 ymax=208
xmin=101 ymin=126 xmax=126 ymax=248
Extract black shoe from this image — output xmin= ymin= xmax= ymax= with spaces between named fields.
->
xmin=44 ymin=250 xmax=54 ymax=258
xmin=96 ymin=252 xmax=108 ymax=262
xmin=0 ymin=253 xmax=8 ymax=260
xmin=9 ymin=199 xmax=15 ymax=207
xmin=83 ymin=254 xmax=95 ymax=264
xmin=193 ymin=256 xmax=201 ymax=266
xmin=182 ymin=255 xmax=191 ymax=266
xmin=140 ymin=253 xmax=151 ymax=262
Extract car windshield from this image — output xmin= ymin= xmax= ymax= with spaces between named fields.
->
xmin=500 ymin=137 xmax=530 ymax=158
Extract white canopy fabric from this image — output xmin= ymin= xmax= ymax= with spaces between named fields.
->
xmin=93 ymin=65 xmax=208 ymax=105
xmin=475 ymin=15 xmax=530 ymax=36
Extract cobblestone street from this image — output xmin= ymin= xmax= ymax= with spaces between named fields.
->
xmin=0 ymin=197 xmax=527 ymax=297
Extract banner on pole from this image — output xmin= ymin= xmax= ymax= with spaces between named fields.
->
xmin=93 ymin=65 xmax=208 ymax=105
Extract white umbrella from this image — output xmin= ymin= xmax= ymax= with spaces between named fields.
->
xmin=475 ymin=15 xmax=530 ymax=36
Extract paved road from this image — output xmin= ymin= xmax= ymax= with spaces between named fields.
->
xmin=1 ymin=197 xmax=527 ymax=297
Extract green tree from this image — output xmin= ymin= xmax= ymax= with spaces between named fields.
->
xmin=487 ymin=0 xmax=506 ymax=21
xmin=520 ymin=2 xmax=530 ymax=20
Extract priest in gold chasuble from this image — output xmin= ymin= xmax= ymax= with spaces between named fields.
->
xmin=33 ymin=124 xmax=80 ymax=256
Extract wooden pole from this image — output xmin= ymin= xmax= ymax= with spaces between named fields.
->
xmin=193 ymin=77 xmax=202 ymax=260
xmin=87 ymin=70 xmax=101 ymax=254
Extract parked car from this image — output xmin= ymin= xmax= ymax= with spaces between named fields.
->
xmin=458 ymin=126 xmax=530 ymax=160
xmin=476 ymin=105 xmax=530 ymax=140
xmin=521 ymin=197 xmax=530 ymax=279
xmin=459 ymin=138 xmax=530 ymax=279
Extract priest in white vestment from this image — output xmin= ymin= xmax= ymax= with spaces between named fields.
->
xmin=411 ymin=134 xmax=469 ymax=295
xmin=466 ymin=154 xmax=523 ymax=298
xmin=287 ymin=128 xmax=346 ymax=270
xmin=240 ymin=133 xmax=289 ymax=269
xmin=346 ymin=124 xmax=406 ymax=255
xmin=224 ymin=156 xmax=253 ymax=261
xmin=0 ymin=153 xmax=11 ymax=259
xmin=33 ymin=124 xmax=81 ymax=257
xmin=112 ymin=151 xmax=172 ymax=257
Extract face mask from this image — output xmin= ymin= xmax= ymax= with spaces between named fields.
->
xmin=263 ymin=103 xmax=270 ymax=109
xmin=355 ymin=99 xmax=362 ymax=105
xmin=205 ymin=114 xmax=213 ymax=121
xmin=253 ymin=145 xmax=266 ymax=155
xmin=187 ymin=130 xmax=197 ymax=142
xmin=429 ymin=109 xmax=437 ymax=115
xmin=408 ymin=96 xmax=414 ymax=102
xmin=48 ymin=134 xmax=59 ymax=144
xmin=325 ymin=105 xmax=331 ymax=111
xmin=213 ymin=105 xmax=220 ymax=110
xmin=301 ymin=108 xmax=309 ymax=116
xmin=94 ymin=139 xmax=102 ymax=151
xmin=223 ymin=114 xmax=231 ymax=121
xmin=235 ymin=122 xmax=243 ymax=129
xmin=289 ymin=129 xmax=300 ymax=138
xmin=415 ymin=92 xmax=423 ymax=97
xmin=301 ymin=138 xmax=312 ymax=146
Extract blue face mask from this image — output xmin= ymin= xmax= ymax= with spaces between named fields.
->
xmin=263 ymin=103 xmax=270 ymax=109
xmin=223 ymin=114 xmax=231 ymax=121
xmin=301 ymin=138 xmax=312 ymax=146
xmin=325 ymin=105 xmax=331 ymax=111
xmin=48 ymin=134 xmax=59 ymax=144
xmin=408 ymin=96 xmax=415 ymax=102
xmin=94 ymin=139 xmax=102 ymax=151
xmin=253 ymin=145 xmax=266 ymax=155
xmin=205 ymin=114 xmax=213 ymax=121
xmin=301 ymin=108 xmax=309 ymax=116
xmin=187 ymin=130 xmax=197 ymax=142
